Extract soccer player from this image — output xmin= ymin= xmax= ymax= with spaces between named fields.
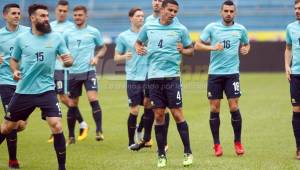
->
xmin=133 ymin=0 xmax=171 ymax=151
xmin=0 ymin=3 xmax=29 ymax=169
xmin=114 ymin=8 xmax=154 ymax=149
xmin=0 ymin=4 xmax=73 ymax=170
xmin=135 ymin=0 xmax=193 ymax=167
xmin=194 ymin=0 xmax=250 ymax=157
xmin=285 ymin=0 xmax=300 ymax=160
xmin=64 ymin=5 xmax=107 ymax=142
xmin=48 ymin=0 xmax=88 ymax=144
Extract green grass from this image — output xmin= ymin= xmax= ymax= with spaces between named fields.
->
xmin=1 ymin=73 xmax=300 ymax=170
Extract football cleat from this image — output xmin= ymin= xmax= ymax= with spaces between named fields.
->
xmin=9 ymin=160 xmax=20 ymax=169
xmin=183 ymin=153 xmax=193 ymax=167
xmin=47 ymin=134 xmax=54 ymax=143
xmin=66 ymin=137 xmax=75 ymax=146
xmin=78 ymin=127 xmax=89 ymax=141
xmin=214 ymin=144 xmax=223 ymax=157
xmin=157 ymin=155 xmax=167 ymax=168
xmin=95 ymin=131 xmax=104 ymax=141
xmin=234 ymin=142 xmax=245 ymax=156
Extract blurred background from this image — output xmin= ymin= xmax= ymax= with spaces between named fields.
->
xmin=0 ymin=0 xmax=295 ymax=73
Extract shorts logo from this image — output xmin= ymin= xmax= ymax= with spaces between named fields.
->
xmin=128 ymin=99 xmax=132 ymax=104
xmin=292 ymin=98 xmax=296 ymax=104
xmin=151 ymin=101 xmax=155 ymax=107
xmin=208 ymin=92 xmax=212 ymax=97
xmin=6 ymin=111 xmax=11 ymax=118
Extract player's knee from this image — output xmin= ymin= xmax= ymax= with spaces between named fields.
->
xmin=143 ymin=98 xmax=152 ymax=109
xmin=154 ymin=111 xmax=165 ymax=124
xmin=16 ymin=121 xmax=27 ymax=132
xmin=229 ymin=105 xmax=239 ymax=112
xmin=293 ymin=106 xmax=300 ymax=112
xmin=130 ymin=106 xmax=139 ymax=115
xmin=87 ymin=94 xmax=98 ymax=102
xmin=1 ymin=125 xmax=12 ymax=135
xmin=50 ymin=121 xmax=63 ymax=134
xmin=210 ymin=105 xmax=220 ymax=113
xmin=59 ymin=95 xmax=69 ymax=106
xmin=68 ymin=99 xmax=78 ymax=107
xmin=172 ymin=110 xmax=184 ymax=123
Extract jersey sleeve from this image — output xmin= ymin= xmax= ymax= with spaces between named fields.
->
xmin=57 ymin=34 xmax=70 ymax=55
xmin=115 ymin=35 xmax=126 ymax=54
xmin=241 ymin=27 xmax=250 ymax=45
xmin=181 ymin=27 xmax=192 ymax=47
xmin=12 ymin=37 xmax=22 ymax=61
xmin=94 ymin=29 xmax=104 ymax=47
xmin=200 ymin=24 xmax=211 ymax=43
xmin=286 ymin=26 xmax=292 ymax=45
xmin=137 ymin=25 xmax=148 ymax=43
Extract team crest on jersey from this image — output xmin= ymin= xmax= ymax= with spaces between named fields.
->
xmin=231 ymin=31 xmax=240 ymax=37
xmin=85 ymin=33 xmax=94 ymax=38
xmin=45 ymin=41 xmax=53 ymax=48
xmin=167 ymin=31 xmax=178 ymax=36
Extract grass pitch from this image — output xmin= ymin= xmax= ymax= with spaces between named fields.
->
xmin=0 ymin=73 xmax=300 ymax=170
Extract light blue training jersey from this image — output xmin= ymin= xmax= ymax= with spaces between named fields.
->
xmin=286 ymin=21 xmax=300 ymax=74
xmin=63 ymin=25 xmax=104 ymax=74
xmin=137 ymin=19 xmax=192 ymax=79
xmin=50 ymin=20 xmax=74 ymax=70
xmin=0 ymin=25 xmax=29 ymax=85
xmin=12 ymin=31 xmax=70 ymax=94
xmin=200 ymin=21 xmax=249 ymax=75
xmin=116 ymin=29 xmax=148 ymax=81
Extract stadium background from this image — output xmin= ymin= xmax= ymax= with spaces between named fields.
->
xmin=0 ymin=0 xmax=293 ymax=73
xmin=0 ymin=1 xmax=299 ymax=170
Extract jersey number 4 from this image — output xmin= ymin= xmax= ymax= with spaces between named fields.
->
xmin=158 ymin=39 xmax=163 ymax=48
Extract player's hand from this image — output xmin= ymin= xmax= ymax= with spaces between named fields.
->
xmin=213 ymin=42 xmax=224 ymax=51
xmin=240 ymin=45 xmax=249 ymax=55
xmin=136 ymin=45 xmax=147 ymax=56
xmin=90 ymin=57 xmax=99 ymax=65
xmin=124 ymin=51 xmax=132 ymax=60
xmin=177 ymin=43 xmax=183 ymax=53
xmin=0 ymin=55 xmax=3 ymax=64
xmin=286 ymin=66 xmax=292 ymax=81
xmin=13 ymin=70 xmax=21 ymax=81
xmin=61 ymin=54 xmax=73 ymax=67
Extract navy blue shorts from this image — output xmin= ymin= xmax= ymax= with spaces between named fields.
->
xmin=207 ymin=74 xmax=241 ymax=99
xmin=290 ymin=75 xmax=300 ymax=106
xmin=148 ymin=77 xmax=182 ymax=109
xmin=144 ymin=74 xmax=150 ymax=98
xmin=6 ymin=91 xmax=62 ymax=122
xmin=69 ymin=70 xmax=98 ymax=98
xmin=0 ymin=85 xmax=16 ymax=115
xmin=127 ymin=80 xmax=145 ymax=107
xmin=54 ymin=70 xmax=69 ymax=95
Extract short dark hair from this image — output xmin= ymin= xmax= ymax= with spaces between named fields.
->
xmin=28 ymin=4 xmax=48 ymax=16
xmin=73 ymin=5 xmax=87 ymax=13
xmin=3 ymin=3 xmax=20 ymax=14
xmin=222 ymin=0 xmax=236 ymax=9
xmin=161 ymin=0 xmax=179 ymax=8
xmin=128 ymin=7 xmax=142 ymax=17
xmin=295 ymin=0 xmax=300 ymax=5
xmin=57 ymin=0 xmax=69 ymax=6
